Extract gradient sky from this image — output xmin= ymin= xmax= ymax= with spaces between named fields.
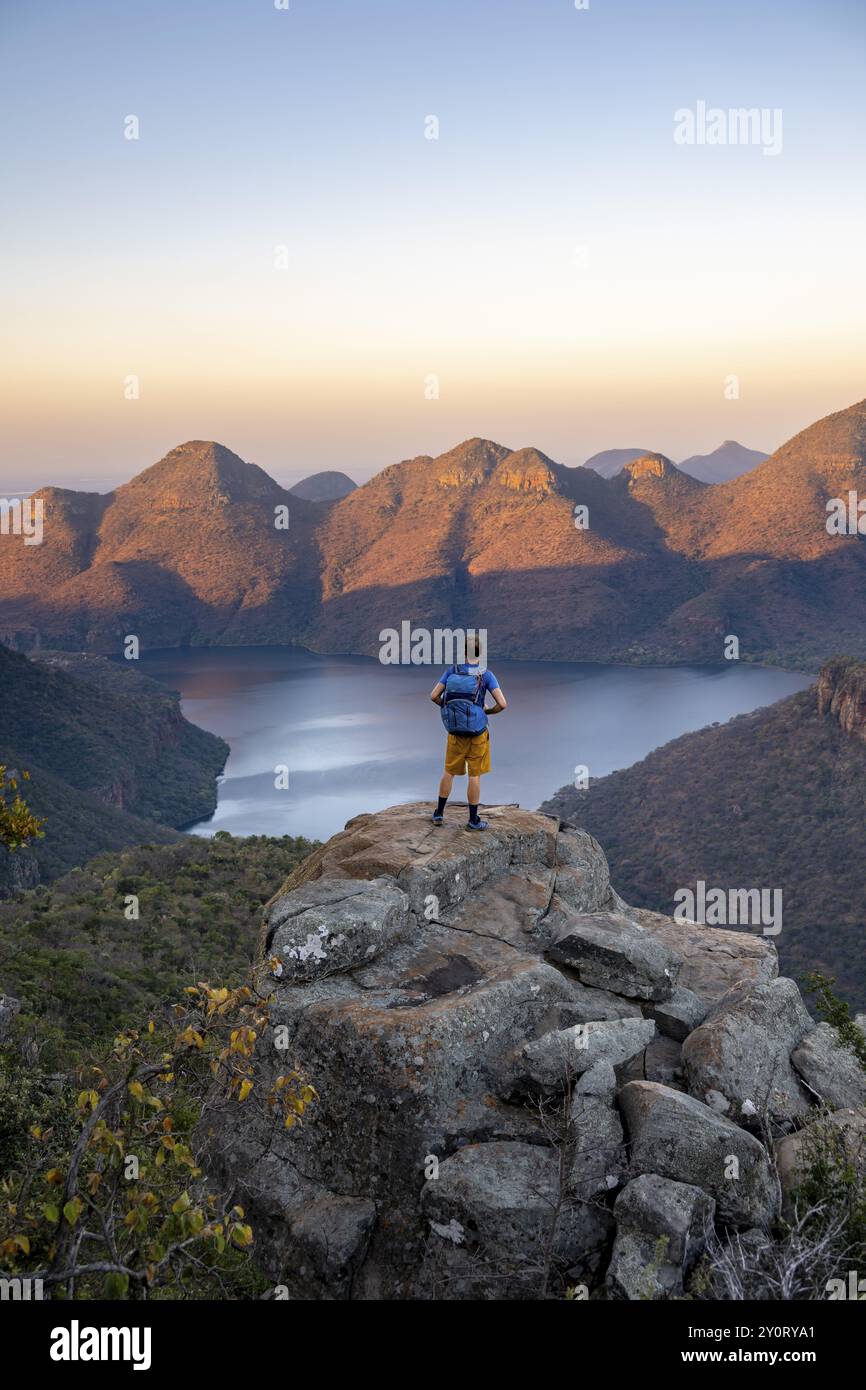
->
xmin=1 ymin=0 xmax=865 ymax=492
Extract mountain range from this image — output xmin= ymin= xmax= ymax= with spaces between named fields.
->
xmin=584 ymin=440 xmax=768 ymax=483
xmin=2 ymin=400 xmax=866 ymax=668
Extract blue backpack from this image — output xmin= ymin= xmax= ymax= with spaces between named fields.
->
xmin=440 ymin=666 xmax=487 ymax=736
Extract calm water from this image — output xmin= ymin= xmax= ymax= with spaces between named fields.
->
xmin=140 ymin=648 xmax=812 ymax=843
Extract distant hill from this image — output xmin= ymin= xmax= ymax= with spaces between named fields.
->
xmin=582 ymin=447 xmax=650 ymax=477
xmin=0 ymin=832 xmax=316 ymax=1066
xmin=3 ymin=400 xmax=866 ymax=669
xmin=540 ymin=657 xmax=866 ymax=1011
xmin=289 ymin=470 xmax=357 ymax=502
xmin=586 ymin=441 xmax=768 ymax=483
xmin=678 ymin=440 xmax=769 ymax=484
xmin=0 ymin=645 xmax=228 ymax=891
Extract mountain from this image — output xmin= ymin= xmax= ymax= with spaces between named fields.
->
xmin=678 ymin=440 xmax=769 ymax=484
xmin=540 ymin=657 xmax=866 ymax=1011
xmin=289 ymin=470 xmax=357 ymax=502
xmin=583 ymin=447 xmax=651 ymax=477
xmin=0 ymin=440 xmax=323 ymax=650
xmin=0 ymin=644 xmax=228 ymax=891
xmin=3 ymin=400 xmax=866 ymax=668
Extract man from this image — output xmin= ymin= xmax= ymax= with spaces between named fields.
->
xmin=429 ymin=636 xmax=507 ymax=830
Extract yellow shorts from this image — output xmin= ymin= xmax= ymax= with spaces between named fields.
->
xmin=445 ymin=729 xmax=491 ymax=776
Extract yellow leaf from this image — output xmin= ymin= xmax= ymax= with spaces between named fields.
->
xmin=63 ymin=1197 xmax=83 ymax=1226
xmin=238 ymin=1079 xmax=253 ymax=1103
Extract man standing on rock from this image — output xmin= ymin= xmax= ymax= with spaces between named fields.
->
xmin=429 ymin=633 xmax=507 ymax=831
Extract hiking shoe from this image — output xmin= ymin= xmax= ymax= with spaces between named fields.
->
xmin=466 ymin=818 xmax=488 ymax=831
xmin=431 ymin=812 xmax=444 ymax=825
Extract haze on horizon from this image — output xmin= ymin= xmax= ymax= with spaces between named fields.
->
xmin=1 ymin=0 xmax=865 ymax=493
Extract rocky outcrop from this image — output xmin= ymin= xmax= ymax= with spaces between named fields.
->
xmin=0 ymin=848 xmax=40 ymax=896
xmin=203 ymin=802 xmax=864 ymax=1300
xmin=0 ymin=994 xmax=21 ymax=1043
xmin=817 ymin=657 xmax=866 ymax=743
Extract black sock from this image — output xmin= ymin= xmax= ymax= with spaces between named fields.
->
xmin=436 ymin=796 xmax=448 ymax=816
xmin=468 ymin=803 xmax=480 ymax=824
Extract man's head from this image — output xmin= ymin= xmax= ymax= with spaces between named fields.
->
xmin=465 ymin=629 xmax=487 ymax=667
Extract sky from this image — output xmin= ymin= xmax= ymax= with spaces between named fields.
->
xmin=1 ymin=0 xmax=865 ymax=492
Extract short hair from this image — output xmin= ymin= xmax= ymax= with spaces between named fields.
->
xmin=465 ymin=631 xmax=480 ymax=661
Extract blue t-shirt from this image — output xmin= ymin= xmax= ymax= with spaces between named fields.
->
xmin=439 ymin=664 xmax=500 ymax=699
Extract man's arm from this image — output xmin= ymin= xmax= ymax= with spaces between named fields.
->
xmin=430 ymin=681 xmax=445 ymax=706
xmin=485 ymin=685 xmax=507 ymax=714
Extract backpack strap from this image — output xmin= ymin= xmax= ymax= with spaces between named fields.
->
xmin=457 ymin=665 xmax=484 ymax=704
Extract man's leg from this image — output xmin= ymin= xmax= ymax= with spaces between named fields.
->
xmin=467 ymin=773 xmax=481 ymax=826
xmin=465 ymin=730 xmax=490 ymax=829
xmin=433 ymin=770 xmax=453 ymax=824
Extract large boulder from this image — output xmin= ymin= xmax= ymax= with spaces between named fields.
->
xmin=418 ymin=1141 xmax=612 ymax=1298
xmin=619 ymin=1081 xmax=780 ymax=1227
xmin=607 ymin=1174 xmax=714 ymax=1300
xmin=647 ymin=986 xmax=707 ymax=1042
xmin=556 ymin=978 xmax=644 ymax=1023
xmin=546 ymin=910 xmax=682 ymax=1001
xmin=775 ymin=1108 xmax=866 ymax=1218
xmin=790 ymin=1024 xmax=866 ymax=1112
xmin=518 ymin=1017 xmax=656 ymax=1092
xmin=569 ymin=1075 xmax=628 ymax=1199
xmin=553 ymin=826 xmax=613 ymax=912
xmin=627 ymin=906 xmax=777 ymax=1006
xmin=264 ymin=876 xmax=409 ymax=981
xmin=682 ymin=978 xmax=814 ymax=1127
